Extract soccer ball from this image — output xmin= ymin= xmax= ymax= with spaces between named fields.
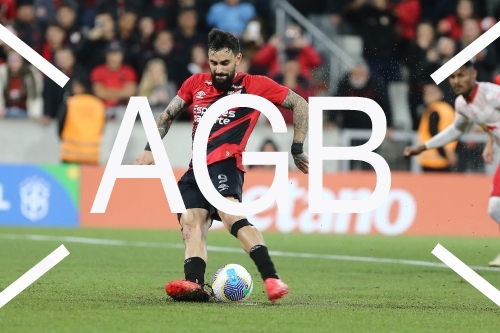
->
xmin=211 ymin=263 xmax=253 ymax=302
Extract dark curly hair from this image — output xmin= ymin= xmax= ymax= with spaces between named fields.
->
xmin=207 ymin=28 xmax=240 ymax=55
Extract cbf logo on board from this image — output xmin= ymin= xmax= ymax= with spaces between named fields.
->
xmin=0 ymin=165 xmax=79 ymax=227
xmin=19 ymin=176 xmax=50 ymax=222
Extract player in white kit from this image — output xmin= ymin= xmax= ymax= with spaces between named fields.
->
xmin=404 ymin=61 xmax=500 ymax=267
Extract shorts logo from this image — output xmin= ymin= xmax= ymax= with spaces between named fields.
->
xmin=218 ymin=184 xmax=229 ymax=192
xmin=218 ymin=174 xmax=227 ymax=183
xmin=218 ymin=174 xmax=228 ymax=192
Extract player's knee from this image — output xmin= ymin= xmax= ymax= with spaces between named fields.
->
xmin=181 ymin=221 xmax=207 ymax=243
xmin=488 ymin=197 xmax=500 ymax=224
xmin=180 ymin=210 xmax=209 ymax=238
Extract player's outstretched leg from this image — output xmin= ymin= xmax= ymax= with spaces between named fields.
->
xmin=487 ymin=197 xmax=500 ymax=267
xmin=165 ymin=208 xmax=211 ymax=302
xmin=217 ymin=199 xmax=289 ymax=303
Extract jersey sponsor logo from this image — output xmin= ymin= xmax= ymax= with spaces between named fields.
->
xmin=193 ymin=105 xmax=236 ymax=125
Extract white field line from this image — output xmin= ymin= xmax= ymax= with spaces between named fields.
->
xmin=1 ymin=233 xmax=500 ymax=272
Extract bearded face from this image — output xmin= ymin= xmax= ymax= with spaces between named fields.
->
xmin=208 ymin=48 xmax=241 ymax=92
xmin=211 ymin=66 xmax=237 ymax=92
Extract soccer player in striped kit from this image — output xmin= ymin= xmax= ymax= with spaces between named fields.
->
xmin=135 ymin=29 xmax=309 ymax=302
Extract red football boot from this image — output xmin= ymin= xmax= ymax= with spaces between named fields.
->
xmin=165 ymin=279 xmax=210 ymax=302
xmin=264 ymin=278 xmax=289 ymax=302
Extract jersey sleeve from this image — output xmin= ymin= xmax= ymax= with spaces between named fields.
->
xmin=452 ymin=111 xmax=471 ymax=132
xmin=177 ymin=74 xmax=199 ymax=104
xmin=245 ymin=75 xmax=289 ymax=105
xmin=425 ymin=102 xmax=469 ymax=150
xmin=424 ymin=120 xmax=464 ymax=149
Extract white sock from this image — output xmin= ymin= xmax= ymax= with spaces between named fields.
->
xmin=487 ymin=197 xmax=500 ymax=224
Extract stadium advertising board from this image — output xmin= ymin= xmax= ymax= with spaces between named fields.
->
xmin=0 ymin=164 xmax=80 ymax=227
xmin=80 ymin=166 xmax=499 ymax=237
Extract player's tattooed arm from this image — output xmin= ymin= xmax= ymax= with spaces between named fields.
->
xmin=280 ymin=89 xmax=308 ymax=144
xmin=156 ymin=95 xmax=189 ymax=139
xmin=143 ymin=95 xmax=188 ymax=152
xmin=280 ymin=89 xmax=309 ymax=174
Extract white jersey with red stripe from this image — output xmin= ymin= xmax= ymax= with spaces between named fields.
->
xmin=453 ymin=82 xmax=500 ymax=145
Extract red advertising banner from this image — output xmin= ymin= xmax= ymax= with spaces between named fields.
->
xmin=80 ymin=166 xmax=500 ymax=237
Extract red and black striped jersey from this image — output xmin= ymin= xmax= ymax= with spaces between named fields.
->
xmin=177 ymin=72 xmax=289 ymax=172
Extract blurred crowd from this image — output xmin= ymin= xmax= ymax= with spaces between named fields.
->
xmin=1 ymin=0 xmax=500 ymax=170
xmin=320 ymin=0 xmax=500 ymax=173
xmin=0 ymin=0 xmax=324 ymax=125
xmin=322 ymin=0 xmax=500 ymax=131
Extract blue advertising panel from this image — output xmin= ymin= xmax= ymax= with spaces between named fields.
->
xmin=0 ymin=164 xmax=80 ymax=227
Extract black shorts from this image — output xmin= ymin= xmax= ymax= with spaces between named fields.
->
xmin=176 ymin=157 xmax=244 ymax=223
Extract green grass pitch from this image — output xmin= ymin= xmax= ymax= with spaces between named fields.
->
xmin=0 ymin=226 xmax=499 ymax=333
